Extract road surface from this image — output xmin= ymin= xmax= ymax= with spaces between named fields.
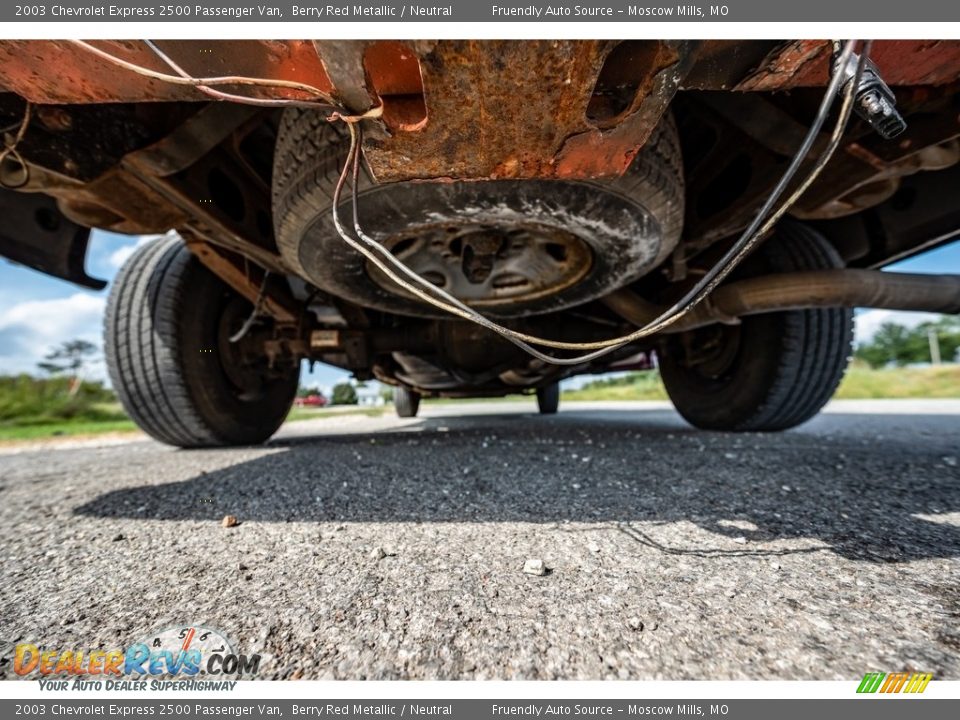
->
xmin=1 ymin=400 xmax=958 ymax=680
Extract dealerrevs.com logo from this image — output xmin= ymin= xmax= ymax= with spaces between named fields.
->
xmin=14 ymin=625 xmax=261 ymax=690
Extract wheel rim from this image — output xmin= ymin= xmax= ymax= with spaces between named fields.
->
xmin=215 ymin=295 xmax=268 ymax=401
xmin=295 ymin=178 xmax=669 ymax=319
xmin=366 ymin=221 xmax=593 ymax=307
xmin=673 ymin=323 xmax=743 ymax=382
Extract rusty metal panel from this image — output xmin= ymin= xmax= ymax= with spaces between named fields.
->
xmin=0 ymin=40 xmax=332 ymax=104
xmin=363 ymin=40 xmax=611 ymax=180
xmin=555 ymin=42 xmax=690 ymax=178
xmin=738 ymin=40 xmax=960 ymax=91
xmin=360 ymin=40 xmax=687 ymax=181
xmin=4 ymin=38 xmax=959 ymax=188
xmin=2 ymin=38 xmax=689 ymax=180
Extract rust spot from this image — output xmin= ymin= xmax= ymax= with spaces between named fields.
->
xmin=736 ymin=40 xmax=826 ymax=92
xmin=359 ymin=40 xmax=686 ymax=181
xmin=587 ymin=41 xmax=673 ymax=129
xmin=363 ymin=41 xmax=428 ymax=132
xmin=556 ymin=43 xmax=682 ymax=178
xmin=0 ymin=40 xmax=332 ymax=104
xmin=6 ymin=40 xmax=958 ymax=184
xmin=737 ymin=40 xmax=960 ymax=91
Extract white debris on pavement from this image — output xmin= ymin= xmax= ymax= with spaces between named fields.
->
xmin=523 ymin=558 xmax=547 ymax=576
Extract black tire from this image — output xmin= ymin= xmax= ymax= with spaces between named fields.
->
xmin=394 ymin=386 xmax=421 ymax=418
xmin=659 ymin=221 xmax=853 ymax=432
xmin=536 ymin=383 xmax=560 ymax=415
xmin=104 ymin=235 xmax=299 ymax=448
xmin=272 ymin=109 xmax=684 ymax=318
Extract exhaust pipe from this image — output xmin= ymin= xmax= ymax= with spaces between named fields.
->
xmin=603 ymin=270 xmax=960 ymax=333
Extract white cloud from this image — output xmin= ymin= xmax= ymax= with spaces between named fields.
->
xmin=105 ymin=234 xmax=165 ymax=269
xmin=853 ymin=309 xmax=943 ymax=346
xmin=0 ymin=293 xmax=107 ymax=378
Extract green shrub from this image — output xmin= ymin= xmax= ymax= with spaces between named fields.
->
xmin=0 ymin=374 xmax=120 ymax=426
xmin=331 ymin=382 xmax=358 ymax=405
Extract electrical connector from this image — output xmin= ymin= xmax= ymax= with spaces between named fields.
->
xmin=834 ymin=45 xmax=907 ymax=140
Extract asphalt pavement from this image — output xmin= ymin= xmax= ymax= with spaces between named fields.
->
xmin=1 ymin=400 xmax=958 ymax=680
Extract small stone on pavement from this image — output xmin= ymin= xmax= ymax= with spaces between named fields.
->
xmin=523 ymin=558 xmax=547 ymax=576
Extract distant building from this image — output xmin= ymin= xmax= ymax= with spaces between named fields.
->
xmin=355 ymin=382 xmax=386 ymax=407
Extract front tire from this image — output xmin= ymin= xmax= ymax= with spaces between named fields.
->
xmin=105 ymin=235 xmax=299 ymax=448
xmin=394 ymin=386 xmax=421 ymax=418
xmin=658 ymin=221 xmax=853 ymax=432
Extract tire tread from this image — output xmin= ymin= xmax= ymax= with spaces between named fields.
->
xmin=105 ymin=235 xmax=297 ymax=448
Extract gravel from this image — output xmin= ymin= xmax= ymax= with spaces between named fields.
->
xmin=0 ymin=399 xmax=958 ymax=680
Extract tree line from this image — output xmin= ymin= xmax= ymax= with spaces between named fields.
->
xmin=854 ymin=316 xmax=960 ymax=368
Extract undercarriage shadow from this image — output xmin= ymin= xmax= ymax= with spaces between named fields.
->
xmin=74 ymin=409 xmax=960 ymax=563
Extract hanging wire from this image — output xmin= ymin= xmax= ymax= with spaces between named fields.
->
xmin=71 ymin=40 xmax=336 ymax=103
xmin=229 ymin=271 xmax=271 ymax=343
xmin=68 ymin=38 xmax=871 ymax=367
xmin=69 ymin=39 xmax=387 ymax=122
xmin=329 ymin=40 xmax=869 ymax=365
xmin=0 ymin=101 xmax=32 ymax=189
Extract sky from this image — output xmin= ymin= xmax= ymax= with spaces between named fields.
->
xmin=0 ymin=230 xmax=351 ymax=394
xmin=2 ymin=229 xmax=958 ymax=392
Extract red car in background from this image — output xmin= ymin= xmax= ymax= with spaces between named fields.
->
xmin=293 ymin=394 xmax=327 ymax=408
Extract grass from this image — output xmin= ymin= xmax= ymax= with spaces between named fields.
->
xmin=562 ymin=372 xmax=668 ymax=402
xmin=285 ymin=406 xmax=387 ymax=422
xmin=834 ymin=363 xmax=960 ymax=399
xmin=558 ymin=364 xmax=960 ymax=402
xmin=0 ymin=418 xmax=138 ymax=441
xmin=0 ymin=404 xmax=388 ymax=443
xmin=0 ymin=397 xmax=136 ymax=442
xmin=2 ymin=365 xmax=957 ymax=443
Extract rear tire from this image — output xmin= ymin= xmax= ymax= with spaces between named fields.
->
xmin=658 ymin=221 xmax=853 ymax=432
xmin=104 ymin=235 xmax=299 ymax=448
xmin=536 ymin=383 xmax=560 ymax=415
xmin=394 ymin=386 xmax=421 ymax=418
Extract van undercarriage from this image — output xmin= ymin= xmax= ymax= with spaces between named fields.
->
xmin=1 ymin=40 xmax=959 ymax=445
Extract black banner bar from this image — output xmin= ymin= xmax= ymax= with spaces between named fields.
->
xmin=1 ymin=699 xmax=957 ymax=720
xmin=3 ymin=1 xmax=960 ymax=23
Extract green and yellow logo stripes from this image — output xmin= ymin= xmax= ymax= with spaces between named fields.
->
xmin=857 ymin=672 xmax=933 ymax=694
